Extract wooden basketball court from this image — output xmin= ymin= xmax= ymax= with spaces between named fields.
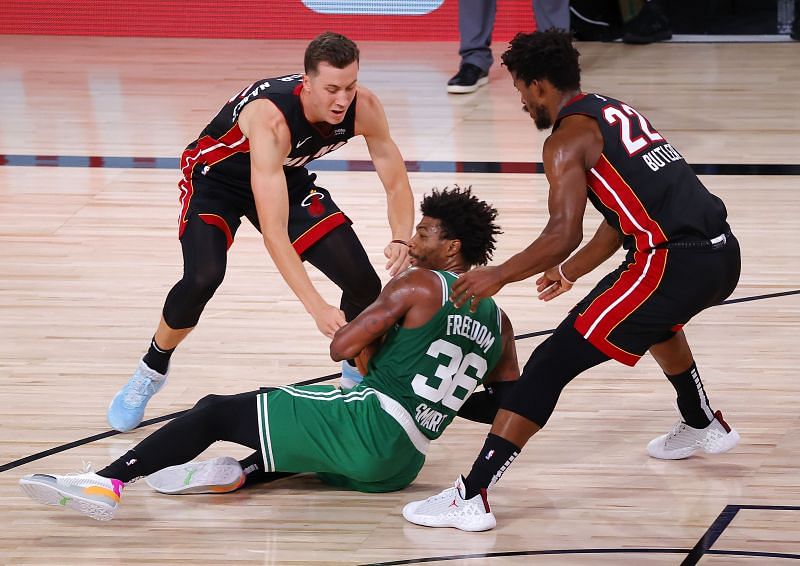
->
xmin=1 ymin=35 xmax=798 ymax=564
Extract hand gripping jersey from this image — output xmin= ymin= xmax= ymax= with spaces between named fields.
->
xmin=180 ymin=74 xmax=357 ymax=199
xmin=363 ymin=270 xmax=504 ymax=441
xmin=554 ymin=93 xmax=730 ymax=252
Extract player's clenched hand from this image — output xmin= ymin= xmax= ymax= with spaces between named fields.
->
xmin=536 ymin=266 xmax=573 ymax=301
xmin=310 ymin=303 xmax=347 ymax=338
xmin=384 ymin=240 xmax=410 ymax=276
xmin=451 ymin=266 xmax=504 ymax=312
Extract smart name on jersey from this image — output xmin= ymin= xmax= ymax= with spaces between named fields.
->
xmin=363 ymin=271 xmax=503 ymax=440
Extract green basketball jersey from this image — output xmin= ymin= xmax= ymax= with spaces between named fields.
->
xmin=362 ymin=269 xmax=504 ymax=441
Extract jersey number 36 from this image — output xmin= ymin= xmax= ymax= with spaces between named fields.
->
xmin=411 ymin=339 xmax=488 ymax=411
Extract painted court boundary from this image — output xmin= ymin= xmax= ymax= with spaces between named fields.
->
xmin=2 ymin=154 xmax=800 ymax=175
xmin=361 ymin=505 xmax=800 ymax=565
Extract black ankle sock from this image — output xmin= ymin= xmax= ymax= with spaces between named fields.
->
xmin=238 ymin=452 xmax=295 ymax=487
xmin=97 ymin=450 xmax=143 ymax=483
xmin=142 ymin=336 xmax=174 ymax=375
xmin=666 ymin=362 xmax=714 ymax=428
xmin=462 ymin=433 xmax=521 ymax=499
xmin=239 ymin=452 xmax=264 ymax=478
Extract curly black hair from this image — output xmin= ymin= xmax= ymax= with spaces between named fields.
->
xmin=304 ymin=31 xmax=360 ymax=75
xmin=420 ymin=186 xmax=501 ymax=267
xmin=500 ymin=29 xmax=581 ymax=91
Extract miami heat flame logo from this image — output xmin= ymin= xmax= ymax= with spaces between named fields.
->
xmin=302 ymin=190 xmax=326 ymax=217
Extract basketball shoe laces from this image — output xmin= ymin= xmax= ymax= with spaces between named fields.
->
xmin=665 ymin=421 xmax=691 ymax=444
xmin=50 ymin=461 xmax=99 ymax=479
xmin=123 ymin=373 xmax=158 ymax=407
xmin=77 ymin=461 xmax=99 ymax=475
xmin=423 ymin=477 xmax=486 ymax=519
xmin=664 ymin=419 xmax=724 ymax=449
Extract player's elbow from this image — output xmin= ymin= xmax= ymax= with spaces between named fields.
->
xmin=329 ymin=343 xmax=345 ymax=362
xmin=564 ymin=231 xmax=583 ymax=254
xmin=261 ymin=225 xmax=288 ymax=250
xmin=544 ymin=218 xmax=583 ymax=259
xmin=329 ymin=337 xmax=355 ymax=362
xmin=550 ymin=229 xmax=582 ymax=261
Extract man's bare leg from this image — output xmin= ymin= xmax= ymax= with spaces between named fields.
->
xmin=153 ymin=317 xmax=194 ymax=351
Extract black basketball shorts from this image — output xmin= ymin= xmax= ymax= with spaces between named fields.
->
xmin=572 ymin=235 xmax=741 ymax=365
xmin=177 ymin=172 xmax=349 ymax=253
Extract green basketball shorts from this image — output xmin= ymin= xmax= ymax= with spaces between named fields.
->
xmin=256 ymin=385 xmax=428 ymax=493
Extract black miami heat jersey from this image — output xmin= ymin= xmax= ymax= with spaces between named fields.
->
xmin=181 ymin=74 xmax=357 ymax=196
xmin=554 ymin=93 xmax=729 ymax=252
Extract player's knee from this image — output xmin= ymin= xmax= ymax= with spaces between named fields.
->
xmin=193 ymin=393 xmax=225 ymax=411
xmin=183 ymin=264 xmax=225 ymax=304
xmin=354 ymin=459 xmax=392 ymax=484
xmin=161 ymin=266 xmax=223 ymax=328
xmin=503 ymin=375 xmax=559 ymax=428
xmin=363 ymin=270 xmax=381 ymax=303
xmin=350 ymin=269 xmax=381 ymax=308
xmin=501 ymin=340 xmax=566 ymax=428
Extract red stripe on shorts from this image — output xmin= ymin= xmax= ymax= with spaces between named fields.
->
xmin=292 ymin=212 xmax=348 ymax=255
xmin=575 ymin=247 xmax=668 ymax=366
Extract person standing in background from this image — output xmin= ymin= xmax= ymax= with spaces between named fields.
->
xmin=447 ymin=0 xmax=570 ymax=94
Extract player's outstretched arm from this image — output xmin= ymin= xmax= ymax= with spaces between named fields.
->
xmin=451 ymin=115 xmax=599 ymax=312
xmin=537 ymin=219 xmax=623 ymax=301
xmin=355 ymin=87 xmax=414 ymax=276
xmin=241 ymin=100 xmax=346 ymax=338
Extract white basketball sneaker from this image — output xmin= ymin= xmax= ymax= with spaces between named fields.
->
xmin=403 ymin=475 xmax=496 ymax=532
xmin=145 ymin=456 xmax=245 ymax=495
xmin=648 ymin=409 xmax=740 ymax=460
xmin=19 ymin=471 xmax=125 ymax=521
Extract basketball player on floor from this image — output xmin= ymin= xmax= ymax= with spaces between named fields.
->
xmin=21 ymin=187 xmax=520 ymax=523
xmin=404 ymin=30 xmax=741 ymax=531
xmin=107 ymin=32 xmax=415 ymax=433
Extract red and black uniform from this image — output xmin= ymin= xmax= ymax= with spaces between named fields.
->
xmin=503 ymin=93 xmax=740 ymax=427
xmin=162 ymin=75 xmax=380 ymax=330
xmin=179 ymin=74 xmax=356 ymax=252
xmin=558 ymin=93 xmax=739 ymax=366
